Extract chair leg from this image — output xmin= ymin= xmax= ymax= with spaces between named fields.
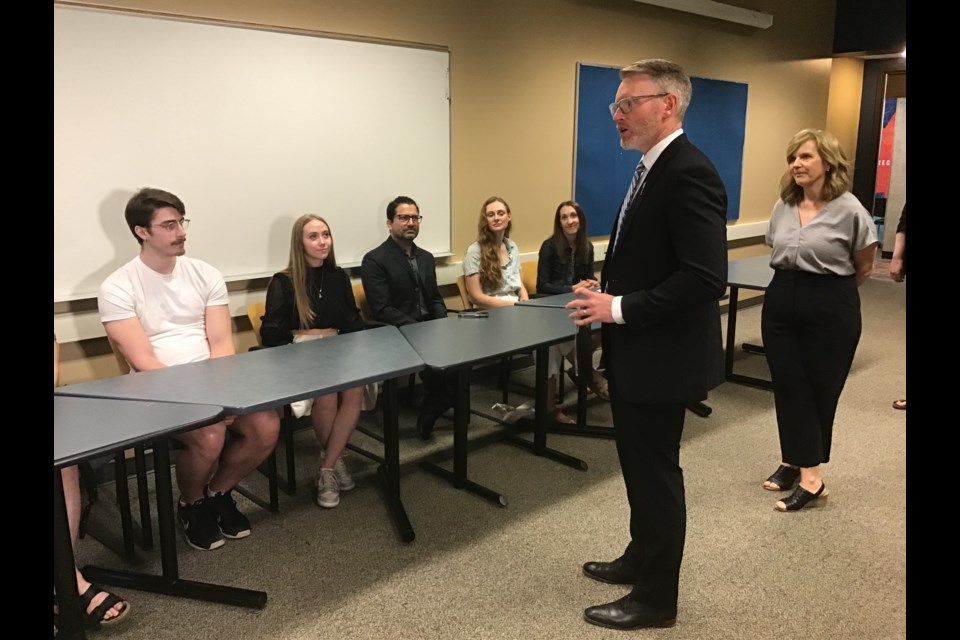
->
xmin=499 ymin=357 xmax=511 ymax=405
xmin=266 ymin=448 xmax=279 ymax=512
xmin=240 ymin=432 xmax=280 ymax=512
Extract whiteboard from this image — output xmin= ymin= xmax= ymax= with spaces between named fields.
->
xmin=54 ymin=5 xmax=451 ymax=301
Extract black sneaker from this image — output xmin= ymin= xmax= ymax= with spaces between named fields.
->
xmin=205 ymin=489 xmax=251 ymax=539
xmin=177 ymin=498 xmax=225 ymax=551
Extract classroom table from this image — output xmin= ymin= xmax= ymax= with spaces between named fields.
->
xmin=725 ymin=256 xmax=775 ymax=390
xmin=400 ymin=305 xmax=587 ymax=506
xmin=55 ymin=325 xmax=424 ymax=545
xmin=55 ymin=396 xmax=226 ymax=640
xmin=516 ymin=293 xmax=714 ymax=428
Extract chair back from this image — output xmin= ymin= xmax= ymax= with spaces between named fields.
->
xmin=107 ymin=338 xmax=132 ymax=375
xmin=455 ymin=275 xmax=471 ymax=310
xmin=247 ymin=302 xmax=266 ymax=347
xmin=352 ymin=282 xmax=373 ymax=321
xmin=520 ymin=260 xmax=538 ymax=296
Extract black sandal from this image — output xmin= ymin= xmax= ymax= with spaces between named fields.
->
xmin=79 ymin=583 xmax=130 ymax=629
xmin=775 ymin=483 xmax=828 ymax=512
xmin=763 ymin=464 xmax=800 ymax=491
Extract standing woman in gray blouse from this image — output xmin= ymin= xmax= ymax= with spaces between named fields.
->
xmin=760 ymin=129 xmax=878 ymax=512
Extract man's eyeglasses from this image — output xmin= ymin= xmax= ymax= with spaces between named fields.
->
xmin=395 ymin=214 xmax=423 ymax=223
xmin=608 ymin=93 xmax=668 ymax=116
xmin=148 ymin=218 xmax=190 ymax=232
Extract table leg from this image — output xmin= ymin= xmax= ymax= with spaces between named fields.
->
xmin=501 ymin=345 xmax=588 ymax=470
xmin=686 ymin=402 xmax=713 ymax=417
xmin=82 ymin=439 xmax=268 ymax=609
xmin=725 ymin=285 xmax=739 ymax=379
xmin=378 ymin=377 xmax=415 ymax=543
xmin=133 ymin=447 xmax=154 ymax=550
xmin=535 ymin=326 xmax=617 ymax=439
xmin=724 ymin=285 xmax=774 ymax=390
xmin=419 ymin=368 xmax=508 ymax=506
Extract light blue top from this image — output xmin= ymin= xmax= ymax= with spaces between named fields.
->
xmin=765 ymin=191 xmax=877 ymax=276
xmin=463 ymin=238 xmax=522 ymax=298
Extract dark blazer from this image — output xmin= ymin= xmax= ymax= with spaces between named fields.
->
xmin=361 ymin=237 xmax=448 ymax=326
xmin=536 ymin=238 xmax=596 ymax=295
xmin=601 ymin=133 xmax=728 ymax=404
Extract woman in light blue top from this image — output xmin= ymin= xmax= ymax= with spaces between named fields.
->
xmin=760 ymin=129 xmax=877 ymax=512
xmin=463 ymin=196 xmax=529 ymax=307
xmin=463 ymin=196 xmax=575 ymax=423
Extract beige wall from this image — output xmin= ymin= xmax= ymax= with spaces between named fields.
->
xmin=826 ymin=56 xmax=864 ymax=160
xmin=56 ymin=0 xmax=850 ymax=383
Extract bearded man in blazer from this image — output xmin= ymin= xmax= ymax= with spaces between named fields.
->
xmin=568 ymin=59 xmax=728 ymax=630
xmin=361 ymin=195 xmax=452 ymax=440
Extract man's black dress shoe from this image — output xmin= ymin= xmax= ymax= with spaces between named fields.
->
xmin=582 ymin=557 xmax=640 ymax=585
xmin=416 ymin=396 xmax=451 ymax=440
xmin=416 ymin=410 xmax=437 ymax=440
xmin=584 ymin=595 xmax=677 ymax=630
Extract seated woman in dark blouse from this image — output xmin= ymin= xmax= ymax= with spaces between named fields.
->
xmin=260 ymin=214 xmax=366 ymax=510
xmin=536 ymin=200 xmax=608 ymax=400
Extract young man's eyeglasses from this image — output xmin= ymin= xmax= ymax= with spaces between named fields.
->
xmin=395 ymin=214 xmax=423 ymax=223
xmin=147 ymin=218 xmax=190 ymax=232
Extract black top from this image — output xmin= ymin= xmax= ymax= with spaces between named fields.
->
xmin=260 ymin=265 xmax=365 ymax=347
xmin=536 ymin=238 xmax=596 ymax=295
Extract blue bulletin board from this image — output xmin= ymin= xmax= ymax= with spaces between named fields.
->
xmin=574 ymin=63 xmax=747 ymax=234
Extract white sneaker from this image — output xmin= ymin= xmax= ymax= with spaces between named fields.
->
xmin=320 ymin=450 xmax=356 ymax=491
xmin=316 ymin=469 xmax=340 ymax=508
xmin=333 ymin=456 xmax=356 ymax=491
xmin=502 ymin=400 xmax=535 ymax=424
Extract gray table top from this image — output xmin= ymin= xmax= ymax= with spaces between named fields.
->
xmin=516 ymin=292 xmax=577 ymax=308
xmin=54 ymin=325 xmax=424 ymax=414
xmin=516 ymin=293 xmax=602 ymax=332
xmin=400 ymin=304 xmax=578 ymax=371
xmin=728 ymin=255 xmax=774 ymax=291
xmin=54 ymin=396 xmax=224 ymax=468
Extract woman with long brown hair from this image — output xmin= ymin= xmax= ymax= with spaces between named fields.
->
xmin=536 ymin=200 xmax=608 ymax=400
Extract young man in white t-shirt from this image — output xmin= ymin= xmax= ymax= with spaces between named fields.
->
xmin=99 ymin=188 xmax=280 ymax=552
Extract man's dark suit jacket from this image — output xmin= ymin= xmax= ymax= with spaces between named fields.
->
xmin=361 ymin=237 xmax=448 ymax=326
xmin=601 ymin=133 xmax=728 ymax=404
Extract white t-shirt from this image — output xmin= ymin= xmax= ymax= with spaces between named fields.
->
xmin=98 ymin=256 xmax=229 ymax=367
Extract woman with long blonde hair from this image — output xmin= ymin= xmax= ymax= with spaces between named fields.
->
xmin=261 ymin=214 xmax=366 ymax=509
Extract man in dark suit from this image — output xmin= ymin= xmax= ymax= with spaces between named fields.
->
xmin=361 ymin=195 xmax=452 ymax=439
xmin=567 ymin=59 xmax=728 ymax=630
